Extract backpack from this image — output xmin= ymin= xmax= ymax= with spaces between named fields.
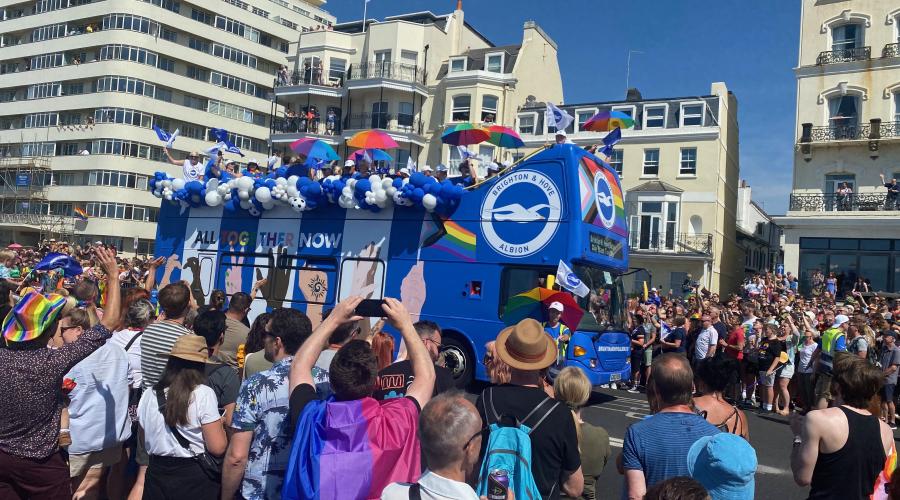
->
xmin=476 ymin=387 xmax=560 ymax=500
xmin=850 ymin=336 xmax=880 ymax=367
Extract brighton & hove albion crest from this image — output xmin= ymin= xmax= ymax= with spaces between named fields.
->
xmin=480 ymin=170 xmax=562 ymax=258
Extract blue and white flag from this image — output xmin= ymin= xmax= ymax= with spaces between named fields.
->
xmin=407 ymin=157 xmax=417 ymax=172
xmin=153 ymin=125 xmax=179 ymax=148
xmin=546 ymin=103 xmax=574 ymax=132
xmin=210 ymin=127 xmax=229 ymax=144
xmin=556 ymin=260 xmax=590 ymax=298
xmin=599 ymin=127 xmax=622 ymax=157
xmin=456 ymin=146 xmax=476 ymax=160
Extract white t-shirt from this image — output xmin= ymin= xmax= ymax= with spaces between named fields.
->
xmin=66 ymin=343 xmax=132 ymax=454
xmin=183 ymin=159 xmax=201 ymax=182
xmin=798 ymin=342 xmax=819 ymax=374
xmin=694 ymin=326 xmax=718 ymax=360
xmin=108 ymin=328 xmax=144 ymax=389
xmin=137 ymin=385 xmax=219 ymax=457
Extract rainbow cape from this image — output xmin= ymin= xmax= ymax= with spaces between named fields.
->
xmin=282 ymin=396 xmax=421 ymax=500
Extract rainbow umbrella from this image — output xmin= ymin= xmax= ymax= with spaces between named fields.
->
xmin=441 ymin=123 xmax=490 ymax=146
xmin=346 ymin=130 xmax=399 ymax=150
xmin=349 ymin=149 xmax=393 ymax=163
xmin=486 ymin=125 xmax=524 ymax=148
xmin=583 ymin=110 xmax=635 ymax=132
xmin=502 ymin=287 xmax=584 ymax=330
xmin=290 ymin=138 xmax=340 ymax=161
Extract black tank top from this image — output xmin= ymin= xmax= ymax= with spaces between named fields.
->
xmin=808 ymin=406 xmax=886 ymax=500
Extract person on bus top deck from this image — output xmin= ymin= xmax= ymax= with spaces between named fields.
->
xmin=555 ymin=129 xmax=574 ymax=145
xmin=354 ymin=159 xmax=371 ymax=180
xmin=435 ymin=164 xmax=448 ymax=182
xmin=165 ymin=148 xmax=204 ymax=182
xmin=341 ymin=159 xmax=355 ymax=179
xmin=485 ymin=162 xmax=500 ymax=179
xmin=451 ymin=161 xmax=476 ymax=187
xmin=241 ymin=159 xmax=262 ymax=178
xmin=421 ymin=165 xmax=434 ymax=178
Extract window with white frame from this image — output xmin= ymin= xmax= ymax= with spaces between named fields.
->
xmin=611 ymin=105 xmax=636 ymax=120
xmin=680 ymin=103 xmax=704 ymax=127
xmin=576 ymin=109 xmax=596 ymax=132
xmin=643 ymin=149 xmax=660 ymax=176
xmin=329 ymin=58 xmax=346 ymax=83
xmin=894 ymin=93 xmax=900 ymax=123
xmin=832 ymin=24 xmax=861 ymax=52
xmin=481 ymin=95 xmax=498 ymax=123
xmin=518 ymin=113 xmax=536 ymax=135
xmin=400 ymin=50 xmax=418 ymax=67
xmin=450 ymin=57 xmax=466 ymax=73
xmin=398 ymin=101 xmax=414 ymax=128
xmin=608 ymin=149 xmax=623 ymax=176
xmin=485 ymin=52 xmax=503 ymax=73
xmin=631 ymin=200 xmax=678 ymax=251
xmin=452 ymin=95 xmax=471 ymax=121
xmin=680 ymin=148 xmax=697 ymax=175
xmin=828 ymin=95 xmax=859 ymax=126
xmin=644 ymin=105 xmax=666 ymax=128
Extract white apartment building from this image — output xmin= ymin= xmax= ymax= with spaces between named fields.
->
xmin=778 ymin=0 xmax=900 ymax=295
xmin=0 ymin=0 xmax=334 ymax=254
xmin=516 ymin=83 xmax=742 ymax=295
xmin=736 ymin=180 xmax=782 ymax=277
xmin=271 ymin=2 xmax=563 ymax=176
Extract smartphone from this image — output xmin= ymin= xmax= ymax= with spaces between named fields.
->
xmin=354 ymin=299 xmax=386 ymax=317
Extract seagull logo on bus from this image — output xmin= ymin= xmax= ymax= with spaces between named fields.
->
xmin=594 ymin=173 xmax=616 ymax=230
xmin=489 ymin=203 xmax=551 ymax=222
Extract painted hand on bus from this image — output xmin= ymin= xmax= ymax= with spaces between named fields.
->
xmin=256 ymin=246 xmax=290 ymax=310
xmin=159 ymin=254 xmax=181 ymax=288
xmin=400 ymin=260 xmax=426 ymax=321
xmin=224 ymin=251 xmax=245 ymax=296
xmin=299 ymin=269 xmax=328 ymax=329
xmin=351 ymin=241 xmax=381 ymax=299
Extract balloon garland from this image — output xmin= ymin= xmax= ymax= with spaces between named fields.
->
xmin=149 ymin=170 xmax=465 ymax=217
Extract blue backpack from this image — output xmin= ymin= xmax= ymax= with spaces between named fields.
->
xmin=476 ymin=387 xmax=560 ymax=500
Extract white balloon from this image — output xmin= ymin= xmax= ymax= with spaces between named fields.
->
xmin=238 ymin=190 xmax=250 ymax=201
xmin=346 ymin=178 xmax=357 ymax=189
xmin=382 ymin=178 xmax=393 ymax=190
xmin=224 ymin=191 xmax=232 ymax=201
xmin=240 ymin=200 xmax=251 ymax=210
xmin=402 ymin=178 xmax=410 ymax=186
xmin=255 ymin=187 xmax=272 ymax=203
xmin=216 ymin=185 xmax=229 ymax=195
xmin=262 ymin=200 xmax=275 ymax=210
xmin=237 ymin=176 xmax=254 ymax=191
xmin=172 ymin=178 xmax=185 ymax=191
xmin=375 ymin=191 xmax=387 ymax=202
xmin=369 ymin=175 xmax=381 ymax=186
xmin=422 ymin=194 xmax=437 ymax=211
xmin=386 ymin=187 xmax=397 ymax=197
xmin=287 ymin=175 xmax=299 ymax=185
xmin=205 ymin=191 xmax=223 ymax=206
xmin=275 ymin=177 xmax=287 ymax=186
xmin=341 ymin=187 xmax=353 ymax=197
xmin=206 ymin=178 xmax=219 ymax=190
xmin=286 ymin=186 xmax=299 ymax=198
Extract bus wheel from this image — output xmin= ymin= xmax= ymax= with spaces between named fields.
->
xmin=440 ymin=334 xmax=473 ymax=389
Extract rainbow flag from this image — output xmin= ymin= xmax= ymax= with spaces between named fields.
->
xmin=578 ymin=156 xmax=628 ymax=238
xmin=430 ymin=219 xmax=476 ymax=262
xmin=282 ymin=397 xmax=421 ymax=500
xmin=74 ymin=207 xmax=88 ymax=222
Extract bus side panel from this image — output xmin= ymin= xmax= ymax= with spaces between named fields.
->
xmin=178 ymin=207 xmax=224 ymax=308
xmin=153 ymin=203 xmax=191 ymax=287
xmin=215 ymin=209 xmax=266 ymax=317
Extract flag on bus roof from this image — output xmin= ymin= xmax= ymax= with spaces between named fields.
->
xmin=556 ymin=260 xmax=590 ymax=298
xmin=545 ymin=102 xmax=574 ymax=132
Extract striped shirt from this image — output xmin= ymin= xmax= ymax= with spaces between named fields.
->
xmin=140 ymin=320 xmax=192 ymax=391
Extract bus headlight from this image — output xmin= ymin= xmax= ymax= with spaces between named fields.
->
xmin=590 ymin=359 xmax=597 ymax=368
xmin=573 ymin=346 xmax=587 ymax=357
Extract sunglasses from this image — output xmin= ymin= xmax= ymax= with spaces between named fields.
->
xmin=60 ymin=325 xmax=81 ymax=333
xmin=424 ymin=338 xmax=442 ymax=349
xmin=463 ymin=426 xmax=489 ymax=451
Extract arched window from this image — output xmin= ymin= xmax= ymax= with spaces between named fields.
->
xmin=451 ymin=95 xmax=470 ymax=122
xmin=831 ymin=23 xmax=862 ymax=53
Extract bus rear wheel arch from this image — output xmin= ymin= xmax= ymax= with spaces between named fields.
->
xmin=439 ymin=331 xmax=474 ymax=389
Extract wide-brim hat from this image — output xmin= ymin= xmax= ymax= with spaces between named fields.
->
xmin=2 ymin=291 xmax=68 ymax=342
xmin=159 ymin=334 xmax=213 ymax=364
xmin=495 ymin=318 xmax=557 ymax=371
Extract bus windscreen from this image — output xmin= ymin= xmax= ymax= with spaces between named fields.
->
xmin=572 ymin=263 xmax=626 ymax=332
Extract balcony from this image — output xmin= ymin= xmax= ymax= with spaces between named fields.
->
xmin=628 ymin=231 xmax=713 ymax=257
xmin=789 ymin=193 xmax=899 ymax=213
xmin=274 ymin=70 xmax=345 ymax=98
xmin=816 ymin=46 xmax=871 ymax=65
xmin=884 ymin=43 xmax=900 ymax=59
xmin=345 ymin=62 xmax=428 ymax=97
xmin=808 ymin=121 xmax=900 ymax=143
xmin=270 ymin=116 xmax=341 ymax=146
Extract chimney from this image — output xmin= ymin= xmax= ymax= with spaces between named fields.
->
xmin=456 ymin=0 xmax=462 ymax=10
xmin=451 ymin=0 xmax=464 ymax=54
xmin=625 ymin=88 xmax=643 ymax=102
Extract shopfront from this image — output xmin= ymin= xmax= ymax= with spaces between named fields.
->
xmin=798 ymin=237 xmax=900 ymax=296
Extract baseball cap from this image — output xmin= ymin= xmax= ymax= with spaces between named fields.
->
xmin=488 ymin=162 xmax=500 ymax=172
xmin=650 ymin=287 xmax=658 ymax=292
xmin=687 ymin=434 xmax=757 ymax=500
xmin=555 ymin=129 xmax=568 ymax=137
xmin=189 ymin=151 xmax=200 ymax=157
xmin=422 ymin=165 xmax=433 ymax=172
xmin=436 ymin=164 xmax=448 ymax=172
xmin=248 ymin=158 xmax=259 ymax=166
xmin=344 ymin=159 xmax=355 ymax=168
xmin=832 ymin=314 xmax=850 ymax=328
xmin=398 ymin=168 xmax=410 ymax=177
xmin=548 ymin=301 xmax=564 ymax=312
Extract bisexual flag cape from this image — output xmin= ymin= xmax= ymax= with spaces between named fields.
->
xmin=282 ymin=396 xmax=421 ymax=500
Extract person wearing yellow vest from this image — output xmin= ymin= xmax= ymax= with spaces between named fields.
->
xmin=814 ymin=314 xmax=850 ymax=409
xmin=544 ymin=301 xmax=571 ymax=365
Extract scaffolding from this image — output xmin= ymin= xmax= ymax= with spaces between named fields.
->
xmin=0 ymin=156 xmax=74 ymax=243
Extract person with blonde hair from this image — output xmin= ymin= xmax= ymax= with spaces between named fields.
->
xmin=554 ymin=367 xmax=610 ymax=500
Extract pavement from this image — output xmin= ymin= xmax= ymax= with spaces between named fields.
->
xmin=466 ymin=384 xmax=809 ymax=499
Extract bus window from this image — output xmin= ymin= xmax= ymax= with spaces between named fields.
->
xmin=278 ymin=255 xmax=339 ymax=305
xmin=337 ymin=258 xmax=386 ymax=301
xmin=497 ymin=266 xmax=555 ymax=318
xmin=571 ymin=262 xmax=626 ymax=332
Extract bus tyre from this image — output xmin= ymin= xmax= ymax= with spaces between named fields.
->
xmin=440 ymin=334 xmax=473 ymax=389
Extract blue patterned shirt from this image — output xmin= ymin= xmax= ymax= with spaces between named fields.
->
xmin=231 ymin=356 xmax=293 ymax=500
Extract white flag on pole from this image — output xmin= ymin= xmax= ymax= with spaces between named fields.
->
xmin=546 ymin=103 xmax=574 ymax=132
xmin=556 ymin=260 xmax=590 ymax=298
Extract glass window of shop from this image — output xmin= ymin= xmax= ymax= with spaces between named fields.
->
xmin=798 ymin=238 xmax=900 ymax=295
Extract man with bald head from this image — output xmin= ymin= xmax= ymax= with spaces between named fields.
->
xmin=381 ymin=391 xmax=482 ymax=499
xmin=621 ymin=353 xmax=719 ymax=500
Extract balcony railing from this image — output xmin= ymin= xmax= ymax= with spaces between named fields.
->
xmin=808 ymin=121 xmax=900 ymax=142
xmin=816 ymin=46 xmax=871 ymax=65
xmin=343 ymin=112 xmax=423 ymax=135
xmin=276 ymin=70 xmax=343 ymax=88
xmin=628 ymin=231 xmax=713 ymax=257
xmin=884 ymin=43 xmax=900 ymax=59
xmin=789 ymin=193 xmax=899 ymax=212
xmin=347 ymin=62 xmax=426 ymax=85
xmin=271 ymin=116 xmax=340 ymax=136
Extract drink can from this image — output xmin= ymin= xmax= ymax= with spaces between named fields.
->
xmin=487 ymin=469 xmax=509 ymax=500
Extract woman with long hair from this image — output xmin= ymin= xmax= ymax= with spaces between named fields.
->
xmin=137 ymin=335 xmax=226 ymax=499
xmin=694 ymin=356 xmax=749 ymax=439
xmin=554 ymin=367 xmax=610 ymax=500
xmin=775 ymin=316 xmax=800 ymax=416
xmin=241 ymin=312 xmax=272 ymax=379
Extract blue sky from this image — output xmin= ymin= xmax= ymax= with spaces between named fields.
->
xmin=324 ymin=0 xmax=799 ymax=214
